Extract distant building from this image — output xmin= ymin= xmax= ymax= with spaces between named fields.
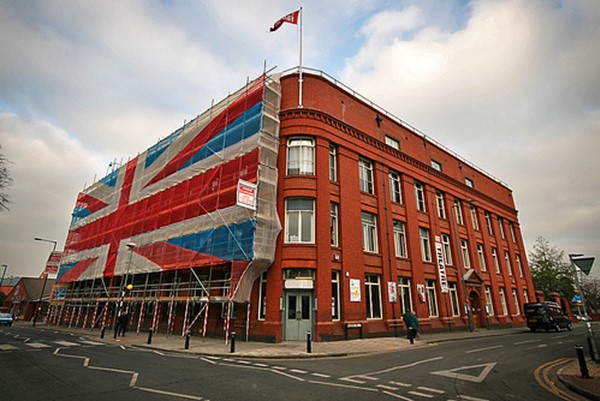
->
xmin=50 ymin=69 xmax=534 ymax=341
xmin=3 ymin=277 xmax=55 ymax=320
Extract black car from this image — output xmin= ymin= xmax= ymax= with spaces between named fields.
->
xmin=524 ymin=302 xmax=573 ymax=332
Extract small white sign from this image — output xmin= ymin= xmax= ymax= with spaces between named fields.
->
xmin=350 ymin=279 xmax=361 ymax=302
xmin=284 ymin=279 xmax=314 ymax=289
xmin=435 ymin=237 xmax=449 ymax=293
xmin=237 ymin=179 xmax=257 ymax=210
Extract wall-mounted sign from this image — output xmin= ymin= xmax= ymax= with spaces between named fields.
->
xmin=435 ymin=236 xmax=449 ymax=293
xmin=237 ymin=179 xmax=257 ymax=210
xmin=388 ymin=281 xmax=398 ymax=303
xmin=350 ymin=279 xmax=361 ymax=302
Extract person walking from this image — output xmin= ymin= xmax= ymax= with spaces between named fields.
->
xmin=402 ymin=310 xmax=419 ymax=344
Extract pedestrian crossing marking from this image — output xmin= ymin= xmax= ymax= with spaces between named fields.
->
xmin=0 ymin=344 xmax=18 ymax=351
xmin=25 ymin=342 xmax=51 ymax=348
xmin=54 ymin=340 xmax=81 ymax=347
xmin=78 ymin=340 xmax=105 ymax=346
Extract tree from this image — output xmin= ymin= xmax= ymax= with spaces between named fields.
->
xmin=580 ymin=276 xmax=600 ymax=313
xmin=529 ymin=236 xmax=575 ymax=300
xmin=0 ymin=144 xmax=12 ymax=211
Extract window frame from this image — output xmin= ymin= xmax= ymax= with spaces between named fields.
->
xmin=477 ymin=243 xmax=487 ymax=271
xmin=461 ymin=239 xmax=471 ymax=268
xmin=286 ymin=137 xmax=315 ymax=175
xmin=365 ymin=275 xmax=382 ymax=319
xmin=285 ymin=198 xmax=315 ymax=243
xmin=449 ymin=282 xmax=461 ymax=317
xmin=361 ymin=212 xmax=379 ymax=253
xmin=485 ymin=286 xmax=495 ymax=316
xmin=426 ymin=280 xmax=439 ymax=317
xmin=358 ymin=157 xmax=374 ymax=194
xmin=442 ymin=233 xmax=453 ymax=265
xmin=436 ymin=190 xmax=446 ymax=219
xmin=329 ymin=143 xmax=338 ymax=182
xmin=398 ymin=277 xmax=413 ymax=315
xmin=331 ymin=271 xmax=341 ymax=321
xmin=330 ymin=202 xmax=339 ymax=247
xmin=415 ymin=181 xmax=426 ymax=212
xmin=389 ymin=170 xmax=402 ymax=204
xmin=393 ymin=220 xmax=408 ymax=258
xmin=420 ymin=227 xmax=432 ymax=262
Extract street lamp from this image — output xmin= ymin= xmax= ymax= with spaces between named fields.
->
xmin=113 ymin=242 xmax=136 ymax=338
xmin=1 ymin=264 xmax=7 ymax=288
xmin=451 ymin=199 xmax=474 ymax=333
xmin=33 ymin=237 xmax=57 ymax=326
xmin=569 ymin=253 xmax=598 ymax=362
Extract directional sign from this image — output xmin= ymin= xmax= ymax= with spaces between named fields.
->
xmin=431 ymin=362 xmax=497 ymax=383
xmin=572 ymin=256 xmax=595 ymax=275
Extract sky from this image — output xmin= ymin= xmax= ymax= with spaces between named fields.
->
xmin=0 ymin=0 xmax=599 ymax=280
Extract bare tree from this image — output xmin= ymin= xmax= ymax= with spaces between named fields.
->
xmin=0 ymin=144 xmax=13 ymax=211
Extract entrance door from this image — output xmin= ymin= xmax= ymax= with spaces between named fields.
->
xmin=284 ymin=290 xmax=313 ymax=341
xmin=469 ymin=290 xmax=481 ymax=328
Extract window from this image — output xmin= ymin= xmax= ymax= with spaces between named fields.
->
xmin=285 ymin=198 xmax=315 ymax=243
xmin=498 ymin=217 xmax=505 ymax=239
xmin=420 ymin=227 xmax=432 ymax=262
xmin=512 ymin=289 xmax=520 ymax=315
xmin=362 ymin=212 xmax=379 ymax=253
xmin=331 ymin=271 xmax=340 ymax=320
xmin=449 ymin=283 xmax=460 ymax=316
xmin=477 ymin=244 xmax=487 ymax=271
xmin=359 ymin=158 xmax=374 ymax=194
xmin=389 ymin=170 xmax=402 ymax=203
xmin=258 ymin=272 xmax=267 ymax=320
xmin=415 ymin=181 xmax=426 ymax=212
xmin=492 ymin=247 xmax=500 ymax=274
xmin=436 ymin=190 xmax=446 ymax=219
xmin=442 ymin=233 xmax=453 ymax=265
xmin=398 ymin=277 xmax=413 ymax=314
xmin=454 ymin=199 xmax=464 ymax=225
xmin=485 ymin=286 xmax=494 ymax=316
xmin=365 ymin=275 xmax=382 ymax=319
xmin=330 ymin=203 xmax=339 ymax=247
xmin=431 ymin=159 xmax=442 ymax=172
xmin=485 ymin=212 xmax=493 ymax=236
xmin=426 ymin=280 xmax=438 ymax=317
xmin=499 ymin=287 xmax=508 ymax=316
xmin=385 ymin=135 xmax=400 ymax=150
xmin=504 ymin=251 xmax=512 ymax=276
xmin=515 ymin=254 xmax=523 ymax=277
xmin=287 ymin=137 xmax=314 ymax=175
xmin=523 ymin=289 xmax=530 ymax=304
xmin=509 ymin=222 xmax=516 ymax=243
xmin=470 ymin=206 xmax=479 ymax=230
xmin=465 ymin=177 xmax=474 ymax=188
xmin=461 ymin=239 xmax=471 ymax=268
xmin=329 ymin=144 xmax=338 ymax=182
xmin=393 ymin=220 xmax=407 ymax=258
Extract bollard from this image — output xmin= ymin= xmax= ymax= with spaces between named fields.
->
xmin=100 ymin=326 xmax=105 ymax=339
xmin=147 ymin=328 xmax=153 ymax=345
xmin=230 ymin=332 xmax=236 ymax=353
xmin=575 ymin=345 xmax=590 ymax=378
xmin=185 ymin=332 xmax=190 ymax=350
xmin=306 ymin=332 xmax=312 ymax=353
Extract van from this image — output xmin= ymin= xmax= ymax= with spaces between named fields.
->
xmin=524 ymin=302 xmax=573 ymax=332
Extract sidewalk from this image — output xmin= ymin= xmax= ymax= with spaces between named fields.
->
xmin=32 ymin=322 xmax=600 ymax=399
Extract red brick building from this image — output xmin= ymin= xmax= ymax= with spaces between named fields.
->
xmin=251 ymin=70 xmax=534 ymax=341
xmin=51 ymin=69 xmax=534 ymax=342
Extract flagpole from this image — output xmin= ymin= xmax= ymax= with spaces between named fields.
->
xmin=298 ymin=7 xmax=303 ymax=108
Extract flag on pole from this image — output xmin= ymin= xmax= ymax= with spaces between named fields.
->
xmin=270 ymin=9 xmax=300 ymax=32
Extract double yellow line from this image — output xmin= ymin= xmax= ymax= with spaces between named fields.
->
xmin=534 ymin=358 xmax=582 ymax=401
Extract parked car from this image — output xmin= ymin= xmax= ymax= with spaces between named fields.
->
xmin=0 ymin=312 xmax=13 ymax=326
xmin=524 ymin=302 xmax=573 ymax=332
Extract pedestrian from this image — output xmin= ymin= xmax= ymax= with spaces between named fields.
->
xmin=117 ymin=312 xmax=129 ymax=337
xmin=402 ymin=310 xmax=418 ymax=344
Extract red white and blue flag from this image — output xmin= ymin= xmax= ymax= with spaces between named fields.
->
xmin=58 ymin=76 xmax=277 ymax=286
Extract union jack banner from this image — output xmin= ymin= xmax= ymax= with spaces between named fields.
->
xmin=58 ymin=75 xmax=282 ymax=301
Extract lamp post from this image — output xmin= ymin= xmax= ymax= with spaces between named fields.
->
xmin=451 ymin=201 xmax=474 ymax=332
xmin=569 ymin=253 xmax=598 ymax=362
xmin=33 ymin=237 xmax=57 ymax=326
xmin=113 ymin=242 xmax=136 ymax=338
xmin=1 ymin=264 xmax=7 ymax=288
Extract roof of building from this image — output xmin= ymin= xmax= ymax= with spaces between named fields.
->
xmin=4 ymin=277 xmax=56 ymax=302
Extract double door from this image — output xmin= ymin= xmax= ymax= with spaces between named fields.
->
xmin=284 ymin=290 xmax=313 ymax=341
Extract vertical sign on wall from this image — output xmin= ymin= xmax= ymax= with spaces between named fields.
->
xmin=435 ymin=235 xmax=449 ymax=293
xmin=388 ymin=282 xmax=398 ymax=303
xmin=417 ymin=284 xmax=426 ymax=303
xmin=237 ymin=179 xmax=257 ymax=210
xmin=350 ymin=279 xmax=361 ymax=302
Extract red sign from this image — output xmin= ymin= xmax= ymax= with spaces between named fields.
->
xmin=45 ymin=251 xmax=63 ymax=275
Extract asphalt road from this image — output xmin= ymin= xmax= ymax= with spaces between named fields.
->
xmin=0 ymin=324 xmax=591 ymax=401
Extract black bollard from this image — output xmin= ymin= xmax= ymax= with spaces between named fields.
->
xmin=185 ymin=332 xmax=190 ymax=350
xmin=100 ymin=326 xmax=105 ymax=339
xmin=575 ymin=345 xmax=590 ymax=378
xmin=147 ymin=328 xmax=153 ymax=345
xmin=230 ymin=332 xmax=236 ymax=353
xmin=306 ymin=332 xmax=312 ymax=353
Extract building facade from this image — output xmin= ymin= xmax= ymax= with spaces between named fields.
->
xmin=50 ymin=70 xmax=534 ymax=342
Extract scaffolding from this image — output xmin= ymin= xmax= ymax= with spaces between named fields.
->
xmin=51 ymin=73 xmax=282 ymax=341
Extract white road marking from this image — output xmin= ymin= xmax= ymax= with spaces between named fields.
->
xmin=408 ymin=390 xmax=434 ymax=398
xmin=513 ymin=340 xmax=541 ymax=345
xmin=78 ymin=340 xmax=105 ymax=346
xmin=134 ymin=386 xmax=206 ymax=400
xmin=465 ymin=345 xmax=503 ymax=354
xmin=308 ymin=379 xmax=379 ymax=393
xmin=25 ymin=342 xmax=51 ymax=348
xmin=253 ymin=363 xmax=269 ymax=367
xmin=0 ymin=344 xmax=18 ymax=351
xmin=290 ymin=369 xmax=307 ymax=374
xmin=431 ymin=362 xmax=497 ymax=383
xmin=389 ymin=381 xmax=412 ymax=387
xmin=376 ymin=384 xmax=399 ymax=391
xmin=381 ymin=391 xmax=414 ymax=401
xmin=417 ymin=386 xmax=445 ymax=394
xmin=270 ymin=369 xmax=306 ymax=382
xmin=537 ymin=344 xmax=548 ymax=348
xmin=311 ymin=372 xmax=331 ymax=378
xmin=456 ymin=395 xmax=490 ymax=401
xmin=200 ymin=357 xmax=217 ymax=365
xmin=341 ymin=357 xmax=443 ymax=383
xmin=54 ymin=340 xmax=81 ymax=347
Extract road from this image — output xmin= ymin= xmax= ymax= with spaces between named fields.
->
xmin=0 ymin=324 xmax=591 ymax=401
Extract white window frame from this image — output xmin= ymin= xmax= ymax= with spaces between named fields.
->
xmin=415 ymin=181 xmax=426 ymax=212
xmin=362 ymin=212 xmax=379 ymax=253
xmin=523 ymin=289 xmax=529 ymax=304
xmin=449 ymin=282 xmax=460 ymax=317
xmin=398 ymin=277 xmax=413 ymax=315
xmin=286 ymin=137 xmax=314 ymax=175
xmin=465 ymin=177 xmax=474 ymax=188
xmin=431 ymin=159 xmax=442 ymax=172
xmin=426 ymin=280 xmax=439 ymax=317
xmin=512 ymin=288 xmax=520 ymax=315
xmin=330 ymin=202 xmax=339 ymax=247
xmin=499 ymin=287 xmax=508 ymax=316
xmin=329 ymin=143 xmax=337 ymax=182
xmin=515 ymin=254 xmax=523 ymax=277
xmin=505 ymin=251 xmax=513 ymax=276
xmin=477 ymin=243 xmax=487 ymax=271
xmin=331 ymin=271 xmax=341 ymax=321
xmin=393 ymin=220 xmax=407 ymax=258
xmin=359 ymin=157 xmax=374 ymax=194
xmin=509 ymin=222 xmax=516 ymax=243
xmin=461 ymin=239 xmax=471 ymax=268
xmin=470 ymin=206 xmax=479 ymax=230
xmin=436 ymin=190 xmax=446 ymax=219
xmin=285 ymin=198 xmax=315 ymax=243
xmin=258 ymin=272 xmax=267 ymax=320
xmin=454 ymin=199 xmax=464 ymax=225
xmin=485 ymin=286 xmax=494 ymax=316
xmin=498 ymin=217 xmax=505 ymax=239
xmin=365 ymin=275 xmax=382 ymax=319
xmin=442 ymin=233 xmax=453 ymax=265
xmin=420 ymin=227 xmax=432 ymax=262
xmin=492 ymin=247 xmax=500 ymax=274
xmin=389 ymin=170 xmax=402 ymax=204
xmin=485 ymin=211 xmax=493 ymax=236
xmin=385 ymin=135 xmax=400 ymax=150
